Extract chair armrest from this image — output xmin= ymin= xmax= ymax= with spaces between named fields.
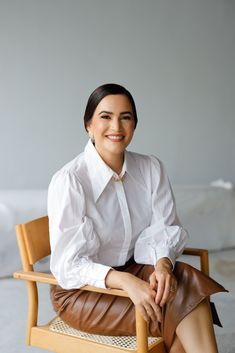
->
xmin=14 ymin=270 xmax=57 ymax=284
xmin=182 ymin=247 xmax=209 ymax=275
xmin=183 ymin=247 xmax=208 ymax=256
xmin=13 ymin=270 xmax=129 ymax=297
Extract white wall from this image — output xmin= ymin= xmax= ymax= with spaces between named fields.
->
xmin=0 ymin=0 xmax=235 ymax=188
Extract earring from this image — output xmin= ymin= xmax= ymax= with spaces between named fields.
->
xmin=88 ymin=131 xmax=95 ymax=143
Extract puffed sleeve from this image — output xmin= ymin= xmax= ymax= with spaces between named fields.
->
xmin=134 ymin=156 xmax=189 ymax=267
xmin=47 ymin=171 xmax=112 ymax=289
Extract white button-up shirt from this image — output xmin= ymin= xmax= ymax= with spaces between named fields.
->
xmin=48 ymin=140 xmax=188 ymax=290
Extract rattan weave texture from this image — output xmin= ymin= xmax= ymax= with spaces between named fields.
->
xmin=50 ymin=317 xmax=160 ymax=350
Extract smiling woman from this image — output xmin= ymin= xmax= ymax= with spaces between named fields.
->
xmin=48 ymin=83 xmax=227 ymax=353
xmin=86 ymin=94 xmax=135 ymax=174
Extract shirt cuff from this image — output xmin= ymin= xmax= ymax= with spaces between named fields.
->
xmin=152 ymin=246 xmax=176 ymax=269
xmin=84 ymin=263 xmax=112 ymax=289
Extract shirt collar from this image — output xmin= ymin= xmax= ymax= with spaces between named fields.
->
xmin=84 ymin=139 xmax=144 ymax=202
xmin=84 ymin=140 xmax=126 ymax=202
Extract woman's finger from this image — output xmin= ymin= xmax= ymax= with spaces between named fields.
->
xmin=168 ymin=278 xmax=178 ymax=301
xmin=161 ymin=276 xmax=178 ymax=306
xmin=144 ymin=297 xmax=163 ymax=322
xmin=145 ymin=303 xmax=157 ymax=322
xmin=150 ymin=301 xmax=162 ymax=322
xmin=149 ymin=272 xmax=157 ymax=290
xmin=137 ymin=305 xmax=149 ymax=323
xmin=154 ymin=273 xmax=165 ymax=305
xmin=159 ymin=273 xmax=171 ymax=306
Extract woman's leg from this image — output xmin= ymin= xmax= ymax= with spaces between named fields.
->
xmin=169 ymin=336 xmax=186 ymax=353
xmin=175 ymin=299 xmax=218 ymax=353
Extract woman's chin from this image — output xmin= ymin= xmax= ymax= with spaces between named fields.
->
xmin=103 ymin=140 xmax=127 ymax=154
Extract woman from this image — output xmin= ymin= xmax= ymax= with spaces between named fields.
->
xmin=48 ymin=83 xmax=226 ymax=353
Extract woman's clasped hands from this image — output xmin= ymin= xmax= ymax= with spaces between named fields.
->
xmin=121 ymin=258 xmax=177 ymax=323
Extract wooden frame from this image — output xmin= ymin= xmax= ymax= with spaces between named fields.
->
xmin=13 ymin=216 xmax=209 ymax=353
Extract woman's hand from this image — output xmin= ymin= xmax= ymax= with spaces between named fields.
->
xmin=149 ymin=257 xmax=177 ymax=307
xmin=122 ymin=273 xmax=162 ymax=323
xmin=105 ymin=270 xmax=162 ymax=323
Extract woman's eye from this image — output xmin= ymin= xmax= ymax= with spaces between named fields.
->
xmin=122 ymin=116 xmax=131 ymax=120
xmin=100 ymin=115 xmax=110 ymax=120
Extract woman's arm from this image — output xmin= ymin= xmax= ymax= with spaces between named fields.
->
xmin=48 ymin=171 xmax=112 ymax=289
xmin=134 ymin=156 xmax=188 ymax=308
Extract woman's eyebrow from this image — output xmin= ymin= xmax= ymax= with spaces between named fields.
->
xmin=98 ymin=110 xmax=113 ymax=115
xmin=120 ymin=111 xmax=133 ymax=115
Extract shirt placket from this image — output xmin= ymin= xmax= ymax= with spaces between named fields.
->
xmin=114 ymin=180 xmax=132 ymax=264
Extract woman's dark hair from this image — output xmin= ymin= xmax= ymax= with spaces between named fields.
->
xmin=84 ymin=83 xmax=138 ymax=130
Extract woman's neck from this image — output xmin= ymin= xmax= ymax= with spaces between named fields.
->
xmin=107 ymin=156 xmax=124 ymax=175
xmin=95 ymin=147 xmax=124 ymax=175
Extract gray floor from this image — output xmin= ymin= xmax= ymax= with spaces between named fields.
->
xmin=0 ymin=250 xmax=235 ymax=353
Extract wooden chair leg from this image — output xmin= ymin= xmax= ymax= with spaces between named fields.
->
xmin=135 ymin=308 xmax=148 ymax=353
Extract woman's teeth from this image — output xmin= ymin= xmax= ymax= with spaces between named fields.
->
xmin=107 ymin=135 xmax=124 ymax=141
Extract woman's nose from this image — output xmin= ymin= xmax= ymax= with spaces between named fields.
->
xmin=111 ymin=118 xmax=121 ymax=131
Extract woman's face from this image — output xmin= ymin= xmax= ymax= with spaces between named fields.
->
xmin=87 ymin=94 xmax=135 ymax=159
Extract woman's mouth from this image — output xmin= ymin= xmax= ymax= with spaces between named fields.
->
xmin=106 ymin=135 xmax=124 ymax=142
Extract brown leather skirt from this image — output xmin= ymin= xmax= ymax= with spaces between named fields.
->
xmin=50 ymin=261 xmax=227 ymax=351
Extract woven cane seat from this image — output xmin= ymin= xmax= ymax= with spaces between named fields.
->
xmin=49 ymin=317 xmax=161 ymax=350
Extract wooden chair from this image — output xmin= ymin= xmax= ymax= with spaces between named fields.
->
xmin=13 ymin=216 xmax=209 ymax=353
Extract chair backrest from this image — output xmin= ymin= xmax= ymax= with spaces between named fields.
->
xmin=15 ymin=216 xmax=50 ymax=270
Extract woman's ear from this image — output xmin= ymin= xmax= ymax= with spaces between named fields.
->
xmin=87 ymin=128 xmax=95 ymax=143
